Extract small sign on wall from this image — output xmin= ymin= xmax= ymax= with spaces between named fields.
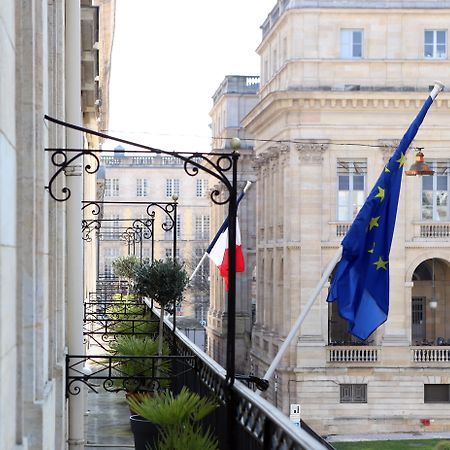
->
xmin=290 ymin=403 xmax=301 ymax=428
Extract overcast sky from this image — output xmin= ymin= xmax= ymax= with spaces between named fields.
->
xmin=107 ymin=0 xmax=275 ymax=152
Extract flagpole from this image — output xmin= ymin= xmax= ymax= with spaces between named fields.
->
xmin=258 ymin=247 xmax=343 ymax=390
xmin=188 ymin=180 xmax=252 ymax=282
xmin=258 ymin=80 xmax=444 ymax=390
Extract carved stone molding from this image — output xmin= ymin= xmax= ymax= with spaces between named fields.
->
xmin=377 ymin=139 xmax=400 ymax=163
xmin=253 ymin=144 xmax=290 ymax=169
xmin=296 ymin=142 xmax=328 ymax=164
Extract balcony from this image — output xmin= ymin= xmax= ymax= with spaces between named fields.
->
xmin=327 ymin=346 xmax=380 ymax=364
xmin=75 ymin=282 xmax=334 ymax=450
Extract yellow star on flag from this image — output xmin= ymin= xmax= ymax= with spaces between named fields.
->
xmin=373 ymin=256 xmax=388 ymax=270
xmin=375 ymin=186 xmax=385 ymax=202
xmin=368 ymin=242 xmax=375 ymax=253
xmin=384 ymin=166 xmax=391 ymax=173
xmin=396 ymin=152 xmax=405 ymax=167
xmin=369 ymin=216 xmax=380 ymax=230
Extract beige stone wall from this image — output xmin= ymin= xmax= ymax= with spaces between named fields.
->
xmin=246 ymin=1 xmax=450 ymax=435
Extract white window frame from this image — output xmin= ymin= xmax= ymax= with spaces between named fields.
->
xmin=136 ymin=178 xmax=149 ymax=197
xmin=105 ymin=178 xmax=119 ymax=197
xmin=337 ymin=159 xmax=367 ymax=221
xmin=165 ymin=179 xmax=180 ymax=197
xmin=195 ymin=215 xmax=210 ymax=240
xmin=424 ymin=30 xmax=447 ymax=59
xmin=196 ymin=179 xmax=208 ymax=198
xmin=421 ymin=160 xmax=449 ymax=221
xmin=340 ymin=29 xmax=363 ymax=59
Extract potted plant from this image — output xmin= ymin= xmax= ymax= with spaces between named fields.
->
xmin=112 ymin=255 xmax=142 ymax=298
xmin=109 ymin=335 xmax=171 ymax=394
xmin=133 ymin=259 xmax=189 ymax=356
xmin=127 ymin=386 xmax=219 ymax=450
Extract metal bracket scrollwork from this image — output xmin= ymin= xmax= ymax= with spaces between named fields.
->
xmin=44 ymin=115 xmax=237 ymax=206
xmin=147 ymin=202 xmax=176 ymax=232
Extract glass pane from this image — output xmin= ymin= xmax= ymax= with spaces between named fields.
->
xmin=422 ymin=206 xmax=433 ymax=220
xmin=425 ymin=31 xmax=434 ymax=45
xmin=424 ymin=43 xmax=434 ymax=57
xmin=353 ymin=31 xmax=362 ymax=44
xmin=353 ymin=175 xmax=365 ymax=190
xmin=423 ymin=176 xmax=433 ymax=191
xmin=437 ymin=44 xmax=446 ymax=57
xmin=353 ymin=43 xmax=362 ymax=57
xmin=438 ymin=206 xmax=447 ymax=221
xmin=338 ymin=206 xmax=350 ymax=221
xmin=339 ymin=175 xmax=349 ymax=190
xmin=437 ymin=176 xmax=447 ymax=190
xmin=436 ymin=191 xmax=448 ymax=206
xmin=437 ymin=31 xmax=446 ymax=44
xmin=422 ymin=191 xmax=433 ymax=206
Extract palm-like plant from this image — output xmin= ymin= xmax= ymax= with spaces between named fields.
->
xmin=133 ymin=259 xmax=189 ymax=356
xmin=127 ymin=387 xmax=218 ymax=450
xmin=109 ymin=335 xmax=170 ymax=392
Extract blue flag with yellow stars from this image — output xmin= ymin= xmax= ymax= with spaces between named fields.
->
xmin=327 ymin=94 xmax=435 ymax=340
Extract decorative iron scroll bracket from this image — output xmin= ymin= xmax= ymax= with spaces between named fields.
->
xmin=235 ymin=374 xmax=269 ymax=392
xmin=44 ymin=115 xmax=236 ymax=205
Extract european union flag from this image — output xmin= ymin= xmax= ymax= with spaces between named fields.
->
xmin=327 ymin=95 xmax=435 ymax=340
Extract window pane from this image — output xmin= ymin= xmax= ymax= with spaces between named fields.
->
xmin=353 ymin=43 xmax=362 ymax=58
xmin=436 ymin=176 xmax=447 ymax=190
xmin=424 ymin=31 xmax=434 ymax=45
xmin=424 ymin=43 xmax=434 ymax=57
xmin=422 ymin=191 xmax=433 ymax=206
xmin=422 ymin=206 xmax=433 ymax=220
xmin=353 ymin=31 xmax=362 ymax=44
xmin=437 ymin=44 xmax=446 ymax=57
xmin=437 ymin=31 xmax=446 ymax=44
xmin=353 ymin=175 xmax=364 ymax=190
xmin=422 ymin=176 xmax=433 ymax=191
xmin=339 ymin=175 xmax=349 ymax=190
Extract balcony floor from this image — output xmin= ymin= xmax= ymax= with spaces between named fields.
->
xmin=85 ymin=386 xmax=134 ymax=449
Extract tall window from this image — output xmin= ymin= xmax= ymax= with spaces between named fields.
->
xmin=164 ymin=215 xmax=181 ymax=240
xmin=195 ymin=215 xmax=210 ymax=240
xmin=136 ymin=178 xmax=149 ymax=197
xmin=105 ymin=178 xmax=119 ymax=197
xmin=422 ymin=161 xmax=449 ymax=221
xmin=337 ymin=159 xmax=367 ymax=221
xmin=166 ymin=179 xmax=180 ymax=197
xmin=196 ymin=179 xmax=208 ymax=198
xmin=424 ymin=30 xmax=447 ymax=59
xmin=340 ymin=29 xmax=363 ymax=59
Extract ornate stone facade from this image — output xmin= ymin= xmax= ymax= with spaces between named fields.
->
xmin=243 ymin=0 xmax=450 ymax=436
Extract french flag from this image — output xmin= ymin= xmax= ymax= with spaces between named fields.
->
xmin=207 ymin=217 xmax=245 ymax=290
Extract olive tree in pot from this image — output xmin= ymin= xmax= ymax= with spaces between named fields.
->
xmin=112 ymin=255 xmax=142 ymax=299
xmin=133 ymin=259 xmax=189 ymax=356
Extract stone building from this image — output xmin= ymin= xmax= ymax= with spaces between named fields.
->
xmin=97 ymin=153 xmax=211 ymax=318
xmin=0 ymin=1 xmax=114 ymax=448
xmin=242 ymin=0 xmax=450 ymax=436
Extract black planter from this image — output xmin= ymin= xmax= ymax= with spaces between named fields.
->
xmin=129 ymin=415 xmax=159 ymax=450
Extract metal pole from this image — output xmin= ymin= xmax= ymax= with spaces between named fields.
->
xmin=226 ymin=153 xmax=239 ymax=384
xmin=172 ymin=199 xmax=178 ymax=335
xmin=259 ymin=247 xmax=343 ymax=388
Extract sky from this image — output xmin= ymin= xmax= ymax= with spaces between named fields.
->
xmin=107 ymin=0 xmax=276 ymax=153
